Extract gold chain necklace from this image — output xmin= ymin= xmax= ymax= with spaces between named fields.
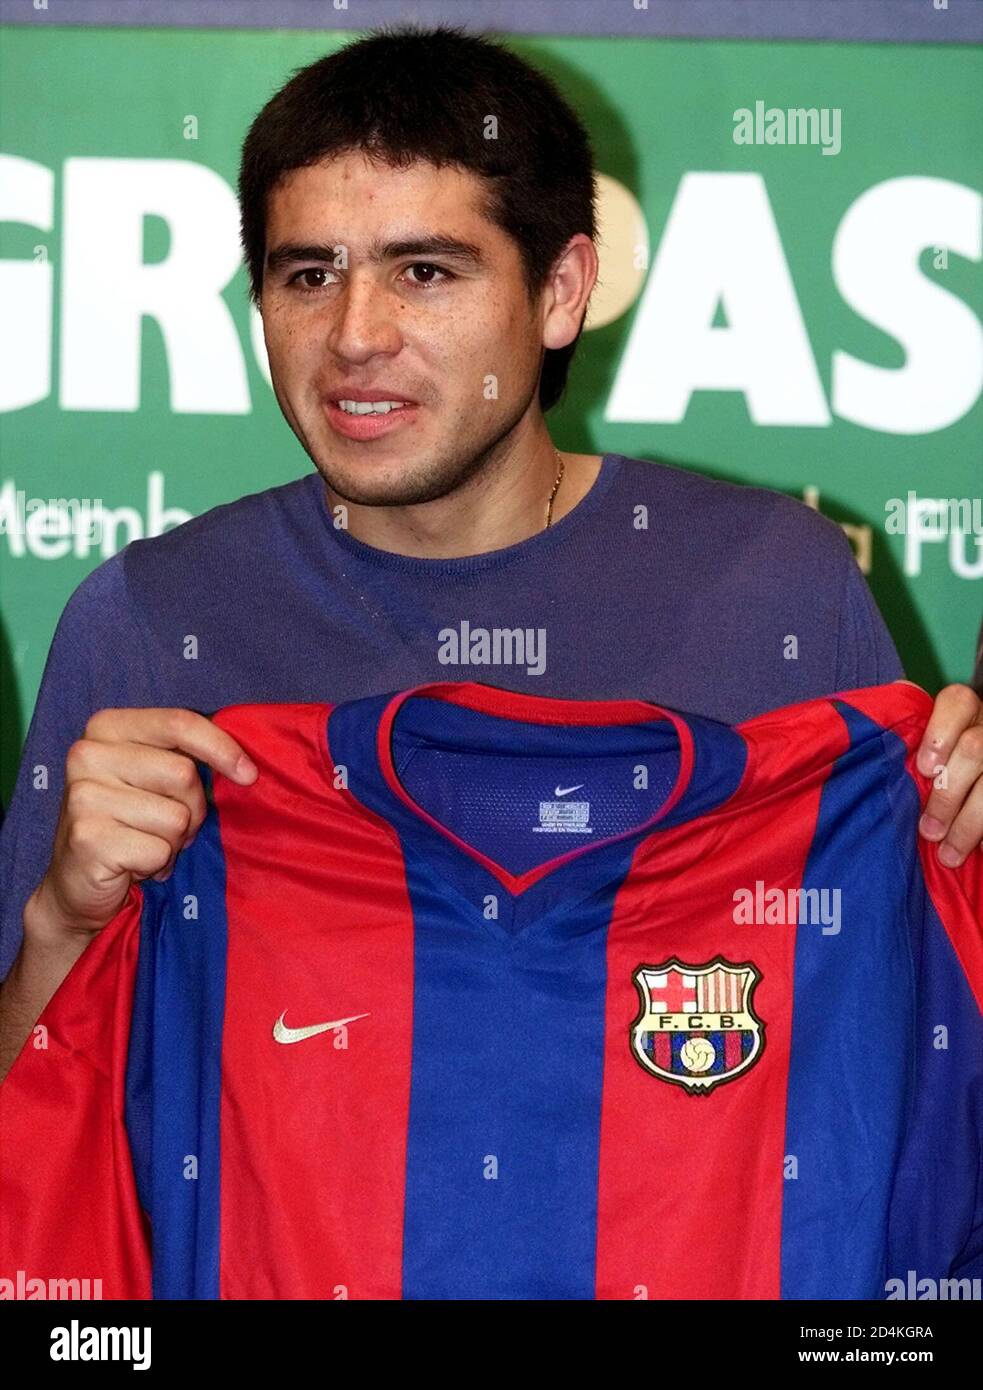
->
xmin=545 ymin=449 xmax=565 ymax=529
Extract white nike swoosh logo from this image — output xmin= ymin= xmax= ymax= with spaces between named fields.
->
xmin=554 ymin=784 xmax=585 ymax=797
xmin=272 ymin=1011 xmax=370 ymax=1044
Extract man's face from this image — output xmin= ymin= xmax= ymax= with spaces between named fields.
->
xmin=260 ymin=150 xmax=548 ymax=506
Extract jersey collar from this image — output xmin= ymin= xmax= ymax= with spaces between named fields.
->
xmin=326 ymin=680 xmax=747 ymax=901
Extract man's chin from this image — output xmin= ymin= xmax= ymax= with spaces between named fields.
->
xmin=317 ymin=460 xmax=479 ymax=510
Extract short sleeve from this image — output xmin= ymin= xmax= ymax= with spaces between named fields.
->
xmin=834 ymin=542 xmax=905 ymax=689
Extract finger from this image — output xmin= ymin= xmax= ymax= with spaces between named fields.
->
xmin=63 ymin=779 xmax=196 ymax=856
xmin=935 ymin=781 xmax=983 ymax=867
xmin=919 ymin=724 xmax=983 ymax=840
xmin=916 ymin=683 xmax=981 ymax=778
xmin=83 ymin=708 xmax=258 ymax=783
xmin=64 ymin=818 xmax=178 ymax=888
xmin=40 ymin=824 xmax=177 ymax=930
xmin=65 ymin=742 xmax=209 ymax=848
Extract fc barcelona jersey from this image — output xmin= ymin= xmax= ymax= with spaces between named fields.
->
xmin=1 ymin=680 xmax=981 ymax=1301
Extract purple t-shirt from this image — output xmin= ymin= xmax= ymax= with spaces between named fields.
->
xmin=0 ymin=453 xmax=903 ymax=979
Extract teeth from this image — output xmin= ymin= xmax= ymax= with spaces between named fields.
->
xmin=336 ymin=400 xmax=407 ymax=415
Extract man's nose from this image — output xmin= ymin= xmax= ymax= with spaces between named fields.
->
xmin=327 ymin=274 xmax=403 ymax=362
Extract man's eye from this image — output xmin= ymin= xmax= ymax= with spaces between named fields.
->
xmin=289 ymin=268 xmax=333 ymax=292
xmin=286 ymin=263 xmax=453 ymax=294
xmin=403 ymin=263 xmax=453 ymax=288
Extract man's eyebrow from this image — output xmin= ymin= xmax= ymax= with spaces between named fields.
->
xmin=265 ymin=235 xmax=486 ymax=275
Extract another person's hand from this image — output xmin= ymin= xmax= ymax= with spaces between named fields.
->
xmin=915 ymin=683 xmax=983 ymax=868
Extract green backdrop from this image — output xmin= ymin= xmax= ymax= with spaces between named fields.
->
xmin=1 ymin=24 xmax=981 ymax=802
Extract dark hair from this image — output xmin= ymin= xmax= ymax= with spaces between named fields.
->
xmin=238 ymin=24 xmax=597 ymax=412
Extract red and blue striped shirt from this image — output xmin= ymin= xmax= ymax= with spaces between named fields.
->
xmin=1 ymin=679 xmax=979 ymax=1299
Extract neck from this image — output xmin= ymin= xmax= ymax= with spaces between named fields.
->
xmin=323 ymin=438 xmax=602 ymax=560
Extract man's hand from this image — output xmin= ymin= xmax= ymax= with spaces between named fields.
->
xmin=29 ymin=708 xmax=258 ymax=941
xmin=915 ymin=682 xmax=983 ymax=868
xmin=0 ymin=709 xmax=259 ymax=1084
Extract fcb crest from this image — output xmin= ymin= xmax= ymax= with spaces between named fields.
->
xmin=630 ymin=957 xmax=765 ymax=1095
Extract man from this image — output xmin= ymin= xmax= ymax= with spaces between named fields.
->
xmin=1 ymin=23 xmax=981 ymax=1084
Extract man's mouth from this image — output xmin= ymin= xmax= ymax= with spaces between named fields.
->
xmin=323 ymin=395 xmax=421 ymax=440
xmin=334 ymin=399 xmax=410 ymax=416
